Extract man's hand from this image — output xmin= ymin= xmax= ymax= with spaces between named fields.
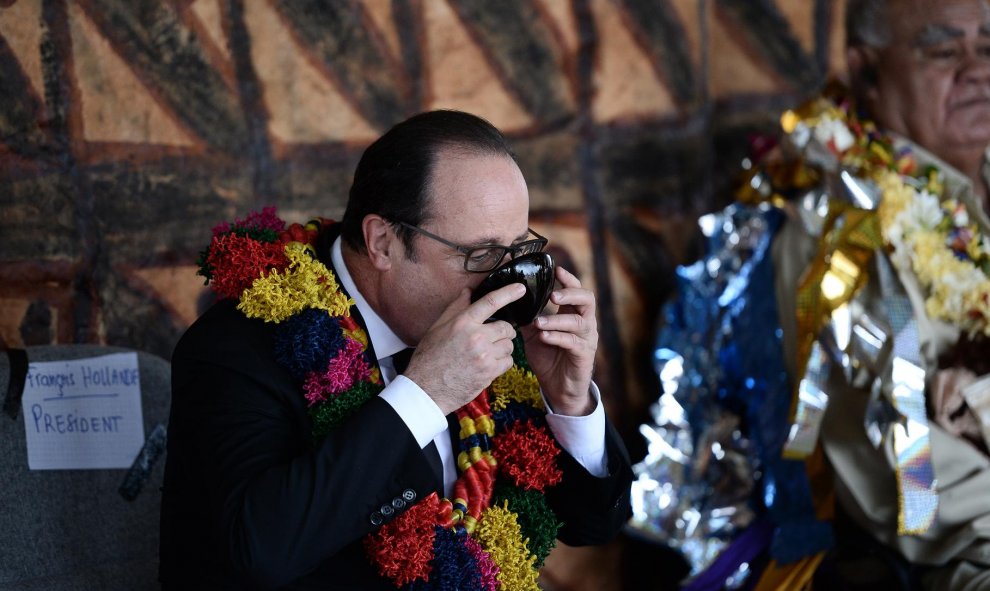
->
xmin=520 ymin=266 xmax=597 ymax=416
xmin=404 ymin=284 xmax=524 ymax=414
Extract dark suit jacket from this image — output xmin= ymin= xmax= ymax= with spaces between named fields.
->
xmin=159 ymin=233 xmax=633 ymax=590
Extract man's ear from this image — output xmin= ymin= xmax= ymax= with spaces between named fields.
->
xmin=847 ymin=46 xmax=880 ymax=106
xmin=362 ymin=214 xmax=395 ymax=271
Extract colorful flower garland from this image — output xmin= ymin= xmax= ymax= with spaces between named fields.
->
xmin=783 ymin=91 xmax=990 ymax=337
xmin=197 ymin=207 xmax=564 ymax=590
xmin=878 ymin=173 xmax=990 ymax=336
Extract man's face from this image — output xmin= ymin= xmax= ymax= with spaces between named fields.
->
xmin=868 ymin=0 xmax=990 ymax=162
xmin=380 ymin=149 xmax=531 ymax=345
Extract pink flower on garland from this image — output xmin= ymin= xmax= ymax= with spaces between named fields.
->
xmin=493 ymin=422 xmax=563 ymax=492
xmin=464 ymin=535 xmax=500 ymax=591
xmin=365 ymin=492 xmax=440 ymax=587
xmin=206 ymin=234 xmax=288 ymax=300
xmin=212 ymin=206 xmax=284 ymax=237
xmin=302 ymin=338 xmax=373 ymax=406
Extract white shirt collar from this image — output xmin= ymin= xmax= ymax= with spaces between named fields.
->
xmin=331 ymin=235 xmax=410 ymax=362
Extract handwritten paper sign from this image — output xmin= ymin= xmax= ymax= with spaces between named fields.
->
xmin=21 ymin=352 xmax=145 ymax=470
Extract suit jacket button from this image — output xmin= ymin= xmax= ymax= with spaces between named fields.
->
xmin=402 ymin=488 xmax=416 ymax=502
xmin=370 ymin=512 xmax=383 ymax=526
xmin=381 ymin=504 xmax=395 ymax=517
xmin=392 ymin=497 xmax=406 ymax=510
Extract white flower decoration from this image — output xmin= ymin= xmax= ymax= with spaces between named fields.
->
xmin=951 ymin=202 xmax=969 ymax=227
xmin=902 ymin=189 xmax=943 ymax=233
xmin=886 ymin=211 xmax=908 ymax=246
xmin=813 ymin=116 xmax=855 ymax=153
xmin=942 ymin=270 xmax=980 ymax=316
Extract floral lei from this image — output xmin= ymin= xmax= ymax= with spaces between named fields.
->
xmin=783 ymin=89 xmax=990 ymax=336
xmin=197 ymin=207 xmax=565 ymax=590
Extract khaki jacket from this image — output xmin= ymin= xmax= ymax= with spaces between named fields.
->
xmin=772 ymin=140 xmax=990 ymax=589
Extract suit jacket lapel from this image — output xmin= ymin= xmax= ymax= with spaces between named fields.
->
xmin=316 ymin=224 xmax=381 ymax=363
xmin=318 ymin=223 xmax=447 ymax=495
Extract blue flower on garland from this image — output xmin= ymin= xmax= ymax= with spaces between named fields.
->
xmin=493 ymin=400 xmax=546 ymax=432
xmin=274 ymin=309 xmax=345 ymax=381
xmin=407 ymin=528 xmax=485 ymax=591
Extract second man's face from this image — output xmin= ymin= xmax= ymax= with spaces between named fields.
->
xmin=871 ymin=0 xmax=990 ymax=163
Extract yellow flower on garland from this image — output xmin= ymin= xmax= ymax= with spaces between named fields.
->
xmin=967 ymin=233 xmax=984 ymax=261
xmin=475 ymin=503 xmax=540 ymax=591
xmin=239 ymin=242 xmax=353 ymax=323
xmin=490 ymin=366 xmax=543 ymax=412
xmin=456 ymin=411 xmax=497 ymax=478
xmin=876 ymin=171 xmax=912 ymax=230
xmin=343 ymin=325 xmax=369 ymax=348
xmin=878 ymin=169 xmax=990 ymax=336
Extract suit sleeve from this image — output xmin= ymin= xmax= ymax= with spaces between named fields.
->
xmin=545 ymin=417 xmax=633 ymax=545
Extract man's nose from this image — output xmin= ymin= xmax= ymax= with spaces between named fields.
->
xmin=958 ymin=48 xmax=990 ymax=83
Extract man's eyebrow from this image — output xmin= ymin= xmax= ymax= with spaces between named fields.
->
xmin=464 ymin=234 xmax=508 ymax=247
xmin=469 ymin=230 xmax=531 ymax=247
xmin=912 ymin=24 xmax=965 ymax=47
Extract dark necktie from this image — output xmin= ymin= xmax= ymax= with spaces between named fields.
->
xmin=391 ymin=347 xmax=414 ymax=376
xmin=390 ymin=348 xmax=443 ymax=488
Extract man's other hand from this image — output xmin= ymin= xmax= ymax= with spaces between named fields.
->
xmin=521 ymin=266 xmax=598 ymax=416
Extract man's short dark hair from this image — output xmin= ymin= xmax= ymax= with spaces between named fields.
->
xmin=341 ymin=110 xmax=516 ymax=254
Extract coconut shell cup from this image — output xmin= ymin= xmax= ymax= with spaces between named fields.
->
xmin=471 ymin=252 xmax=555 ymax=326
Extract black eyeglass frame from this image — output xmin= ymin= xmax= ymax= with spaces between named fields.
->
xmin=395 ymin=221 xmax=548 ymax=272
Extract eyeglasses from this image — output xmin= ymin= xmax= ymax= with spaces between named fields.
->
xmin=396 ymin=221 xmax=548 ymax=272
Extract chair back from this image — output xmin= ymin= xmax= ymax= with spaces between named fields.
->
xmin=0 ymin=345 xmax=169 ymax=590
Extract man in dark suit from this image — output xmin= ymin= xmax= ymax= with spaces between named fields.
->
xmin=159 ymin=110 xmax=633 ymax=589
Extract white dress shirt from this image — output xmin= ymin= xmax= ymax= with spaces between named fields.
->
xmin=331 ymin=237 xmax=608 ymax=496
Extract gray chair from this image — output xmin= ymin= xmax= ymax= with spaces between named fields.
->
xmin=0 ymin=345 xmax=169 ymax=590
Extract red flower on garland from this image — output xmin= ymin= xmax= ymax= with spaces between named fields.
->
xmin=493 ymin=422 xmax=563 ymax=492
xmin=340 ymin=315 xmax=359 ymax=332
xmin=205 ymin=233 xmax=288 ymax=299
xmin=280 ymin=222 xmax=318 ymax=245
xmin=365 ymin=492 xmax=440 ymax=586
